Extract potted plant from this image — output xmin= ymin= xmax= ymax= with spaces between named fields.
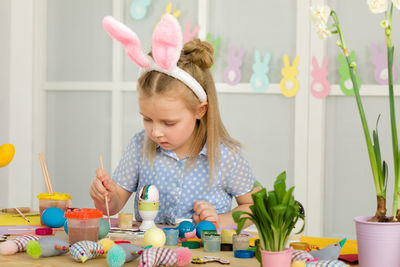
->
xmin=310 ymin=2 xmax=400 ymax=266
xmin=233 ymin=171 xmax=304 ymax=267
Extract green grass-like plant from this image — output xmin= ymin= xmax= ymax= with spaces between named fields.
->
xmin=232 ymin=171 xmax=304 ymax=253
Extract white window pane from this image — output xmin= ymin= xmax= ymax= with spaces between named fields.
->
xmin=47 ymin=91 xmax=112 ymax=208
xmin=47 ymin=0 xmax=112 ymax=81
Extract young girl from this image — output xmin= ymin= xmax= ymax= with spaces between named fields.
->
xmin=90 ymin=15 xmax=258 ymax=228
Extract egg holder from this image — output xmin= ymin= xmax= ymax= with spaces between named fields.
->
xmin=138 ymin=200 xmax=159 ymax=231
xmin=137 ymin=184 xmax=160 ymax=232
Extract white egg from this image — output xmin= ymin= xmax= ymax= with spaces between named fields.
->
xmin=139 ymin=184 xmax=159 ymax=202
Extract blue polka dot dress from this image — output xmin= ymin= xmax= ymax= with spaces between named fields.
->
xmin=112 ymin=130 xmax=256 ymax=225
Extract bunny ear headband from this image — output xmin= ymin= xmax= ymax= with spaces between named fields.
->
xmin=102 ymin=14 xmax=207 ymax=102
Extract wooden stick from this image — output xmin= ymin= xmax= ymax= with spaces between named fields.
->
xmin=15 ymin=207 xmax=30 ymax=223
xmin=41 ymin=153 xmax=54 ymax=194
xmin=38 ymin=153 xmax=51 ymax=193
xmin=100 ymin=156 xmax=111 ymax=227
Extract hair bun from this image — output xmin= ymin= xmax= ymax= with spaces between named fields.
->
xmin=182 ymin=38 xmax=214 ymax=69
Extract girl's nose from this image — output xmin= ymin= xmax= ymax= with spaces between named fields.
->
xmin=152 ymin=125 xmax=163 ymax=138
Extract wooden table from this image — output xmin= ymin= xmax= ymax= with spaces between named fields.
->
xmin=0 ymin=231 xmax=359 ymax=266
xmin=0 ymin=231 xmax=258 ymax=266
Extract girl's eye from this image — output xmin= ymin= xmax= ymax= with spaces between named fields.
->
xmin=165 ymin=122 xmax=176 ymax=126
xmin=143 ymin=117 xmax=152 ymax=122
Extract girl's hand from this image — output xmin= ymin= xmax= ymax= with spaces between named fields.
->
xmin=192 ymin=200 xmax=219 ymax=225
xmin=89 ymin=168 xmax=116 ymax=202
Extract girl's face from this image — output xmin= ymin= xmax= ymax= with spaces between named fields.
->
xmin=139 ymin=94 xmax=207 ymax=159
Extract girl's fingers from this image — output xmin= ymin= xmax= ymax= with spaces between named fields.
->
xmin=193 ymin=213 xmax=201 ymax=224
xmin=193 ymin=200 xmax=217 ymax=222
xmin=89 ymin=184 xmax=104 ymax=201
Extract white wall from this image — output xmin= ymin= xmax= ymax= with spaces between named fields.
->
xmin=0 ymin=0 xmax=34 ymax=209
xmin=0 ymin=0 xmax=11 ymax=206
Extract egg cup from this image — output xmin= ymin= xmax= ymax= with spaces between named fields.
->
xmin=138 ymin=201 xmax=159 ymax=231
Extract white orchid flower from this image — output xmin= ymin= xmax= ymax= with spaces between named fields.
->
xmin=393 ymin=0 xmax=400 ymax=9
xmin=315 ymin=23 xmax=332 ymax=40
xmin=310 ymin=5 xmax=331 ymax=26
xmin=367 ymin=0 xmax=388 ymax=13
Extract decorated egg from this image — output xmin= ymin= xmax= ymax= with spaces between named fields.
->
xmin=144 ymin=227 xmax=166 ymax=247
xmin=98 ymin=218 xmax=110 ymax=239
xmin=195 ymin=220 xmax=217 ymax=238
xmin=138 ymin=184 xmax=159 ymax=202
xmin=42 ymin=207 xmax=66 ymax=228
xmin=0 ymin=143 xmax=15 ymax=168
xmin=64 ymin=220 xmax=68 ymax=234
xmin=177 ymin=221 xmax=195 ymax=238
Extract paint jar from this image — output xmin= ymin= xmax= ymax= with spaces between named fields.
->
xmin=232 ymin=234 xmax=250 ymax=251
xmin=37 ymin=192 xmax=72 ymax=225
xmin=65 ymin=208 xmax=103 ymax=244
xmin=203 ymin=233 xmax=221 ymax=252
xmin=201 ymin=230 xmax=217 ymax=247
xmin=163 ymin=227 xmax=179 ymax=246
xmin=221 ymin=229 xmax=236 ymax=244
xmin=118 ymin=213 xmax=133 ymax=229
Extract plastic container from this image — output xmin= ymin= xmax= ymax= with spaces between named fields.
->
xmin=232 ymin=234 xmax=250 ymax=251
xmin=64 ymin=208 xmax=103 ymax=244
xmin=163 ymin=228 xmax=179 ymax=246
xmin=37 ymin=192 xmax=72 ymax=225
xmin=203 ymin=233 xmax=221 ymax=252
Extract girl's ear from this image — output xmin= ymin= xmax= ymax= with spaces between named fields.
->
xmin=196 ymin=102 xmax=208 ymax=119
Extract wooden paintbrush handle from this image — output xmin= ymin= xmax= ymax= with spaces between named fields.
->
xmin=1 ymin=207 xmax=31 ymax=213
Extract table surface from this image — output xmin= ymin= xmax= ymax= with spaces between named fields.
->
xmin=0 ymin=231 xmax=359 ymax=266
xmin=0 ymin=231 xmax=259 ymax=266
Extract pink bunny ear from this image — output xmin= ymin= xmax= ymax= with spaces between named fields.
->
xmin=102 ymin=16 xmax=150 ymax=68
xmin=312 ymin=56 xmax=318 ymax=68
xmin=152 ymin=14 xmax=183 ymax=70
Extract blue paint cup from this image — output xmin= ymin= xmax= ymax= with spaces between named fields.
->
xmin=163 ymin=227 xmax=179 ymax=246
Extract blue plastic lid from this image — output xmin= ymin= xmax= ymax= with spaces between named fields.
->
xmin=234 ymin=249 xmax=254 ymax=258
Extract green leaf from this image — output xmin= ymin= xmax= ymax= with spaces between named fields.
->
xmin=272 ymin=204 xmax=288 ymax=215
xmin=282 ymin=187 xmax=295 ymax=205
xmin=274 ymin=172 xmax=287 ymax=203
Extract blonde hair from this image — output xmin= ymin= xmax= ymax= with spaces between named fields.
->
xmin=137 ymin=38 xmax=241 ymax=182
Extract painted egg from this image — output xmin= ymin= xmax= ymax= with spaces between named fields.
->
xmin=64 ymin=220 xmax=68 ymax=234
xmin=195 ymin=220 xmax=217 ymax=238
xmin=0 ymin=143 xmax=15 ymax=168
xmin=42 ymin=207 xmax=66 ymax=228
xmin=138 ymin=184 xmax=159 ymax=202
xmin=177 ymin=221 xmax=195 ymax=238
xmin=98 ymin=218 xmax=110 ymax=239
xmin=144 ymin=227 xmax=166 ymax=247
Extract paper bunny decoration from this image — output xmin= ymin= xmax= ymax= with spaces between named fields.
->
xmin=371 ymin=42 xmax=398 ymax=84
xmin=206 ymin=33 xmax=221 ymax=70
xmin=280 ymin=54 xmax=300 ymax=97
xmin=223 ymin=45 xmax=246 ymax=85
xmin=102 ymin=14 xmax=207 ymax=102
xmin=250 ymin=50 xmax=271 ymax=92
xmin=161 ymin=2 xmax=180 ymax=20
xmin=183 ymin=20 xmax=200 ymax=45
xmin=338 ymin=51 xmax=361 ymax=96
xmin=310 ymin=55 xmax=330 ymax=99
xmin=130 ymin=0 xmax=151 ymax=20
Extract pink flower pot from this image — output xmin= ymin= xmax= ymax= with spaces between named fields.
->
xmin=354 ymin=216 xmax=400 ymax=267
xmin=261 ymin=247 xmax=293 ymax=267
